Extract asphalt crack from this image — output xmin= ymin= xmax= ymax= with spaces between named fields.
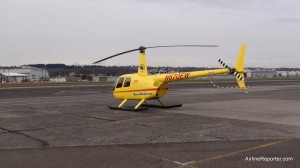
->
xmin=213 ymin=136 xmax=230 ymax=141
xmin=81 ymin=116 xmax=116 ymax=122
xmin=135 ymin=124 xmax=153 ymax=128
xmin=146 ymin=135 xmax=162 ymax=144
xmin=63 ymin=113 xmax=116 ymax=122
xmin=0 ymin=126 xmax=49 ymax=147
xmin=8 ymin=121 xmax=102 ymax=132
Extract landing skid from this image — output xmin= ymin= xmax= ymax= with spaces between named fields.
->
xmin=109 ymin=98 xmax=182 ymax=111
xmin=108 ymin=106 xmax=148 ymax=111
xmin=141 ymin=104 xmax=182 ymax=109
xmin=142 ymin=99 xmax=182 ymax=109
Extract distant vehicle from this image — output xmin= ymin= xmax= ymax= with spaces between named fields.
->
xmin=93 ymin=44 xmax=247 ymax=111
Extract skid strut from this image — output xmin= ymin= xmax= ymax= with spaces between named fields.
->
xmin=109 ymin=99 xmax=148 ymax=111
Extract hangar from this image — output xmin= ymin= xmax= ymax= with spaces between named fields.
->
xmin=0 ymin=66 xmax=49 ymax=83
xmin=0 ymin=72 xmax=29 ymax=83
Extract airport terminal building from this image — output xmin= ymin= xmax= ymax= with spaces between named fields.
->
xmin=0 ymin=66 xmax=49 ymax=83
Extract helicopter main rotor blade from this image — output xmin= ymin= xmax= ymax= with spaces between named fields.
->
xmin=146 ymin=45 xmax=218 ymax=49
xmin=93 ymin=48 xmax=140 ymax=64
xmin=93 ymin=45 xmax=218 ymax=64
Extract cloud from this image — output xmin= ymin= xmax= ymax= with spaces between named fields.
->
xmin=1 ymin=0 xmax=300 ymax=67
xmin=272 ymin=17 xmax=300 ymax=24
xmin=135 ymin=0 xmax=300 ymax=13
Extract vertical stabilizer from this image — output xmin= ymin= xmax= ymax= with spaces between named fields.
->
xmin=235 ymin=44 xmax=246 ymax=89
xmin=235 ymin=44 xmax=246 ymax=72
xmin=138 ymin=52 xmax=148 ymax=76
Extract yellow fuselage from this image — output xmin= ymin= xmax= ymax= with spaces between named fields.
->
xmin=113 ymin=68 xmax=230 ymax=100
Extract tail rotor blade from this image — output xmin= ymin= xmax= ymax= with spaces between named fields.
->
xmin=218 ymin=59 xmax=244 ymax=81
xmin=218 ymin=59 xmax=231 ymax=69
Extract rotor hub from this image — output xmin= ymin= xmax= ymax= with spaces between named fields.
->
xmin=139 ymin=46 xmax=146 ymax=53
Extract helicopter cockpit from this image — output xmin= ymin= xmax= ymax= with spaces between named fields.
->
xmin=113 ymin=77 xmax=131 ymax=90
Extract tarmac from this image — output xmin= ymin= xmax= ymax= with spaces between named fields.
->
xmin=0 ymin=79 xmax=299 ymax=168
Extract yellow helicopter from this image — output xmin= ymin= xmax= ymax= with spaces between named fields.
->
xmin=93 ymin=44 xmax=247 ymax=111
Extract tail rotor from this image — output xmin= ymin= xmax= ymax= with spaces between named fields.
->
xmin=218 ymin=59 xmax=244 ymax=81
xmin=215 ymin=44 xmax=248 ymax=92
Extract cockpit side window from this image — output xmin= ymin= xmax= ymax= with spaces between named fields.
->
xmin=123 ymin=78 xmax=131 ymax=87
xmin=116 ymin=77 xmax=124 ymax=88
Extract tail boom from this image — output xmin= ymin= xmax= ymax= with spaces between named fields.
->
xmin=150 ymin=68 xmax=230 ymax=82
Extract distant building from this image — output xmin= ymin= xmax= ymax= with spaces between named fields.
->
xmin=49 ymin=77 xmax=67 ymax=83
xmin=93 ymin=76 xmax=108 ymax=82
xmin=107 ymin=76 xmax=118 ymax=82
xmin=67 ymin=76 xmax=82 ymax=82
xmin=49 ymin=76 xmax=82 ymax=82
xmin=276 ymin=71 xmax=288 ymax=77
xmin=0 ymin=66 xmax=49 ymax=83
xmin=244 ymin=69 xmax=252 ymax=78
xmin=0 ymin=72 xmax=29 ymax=83
xmin=276 ymin=71 xmax=300 ymax=77
xmin=251 ymin=69 xmax=276 ymax=78
xmin=287 ymin=71 xmax=300 ymax=77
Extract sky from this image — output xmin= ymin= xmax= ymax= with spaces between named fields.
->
xmin=0 ymin=0 xmax=300 ymax=68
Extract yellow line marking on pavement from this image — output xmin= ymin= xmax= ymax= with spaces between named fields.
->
xmin=174 ymin=161 xmax=196 ymax=166
xmin=178 ymin=139 xmax=289 ymax=168
xmin=115 ymin=145 xmax=196 ymax=168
